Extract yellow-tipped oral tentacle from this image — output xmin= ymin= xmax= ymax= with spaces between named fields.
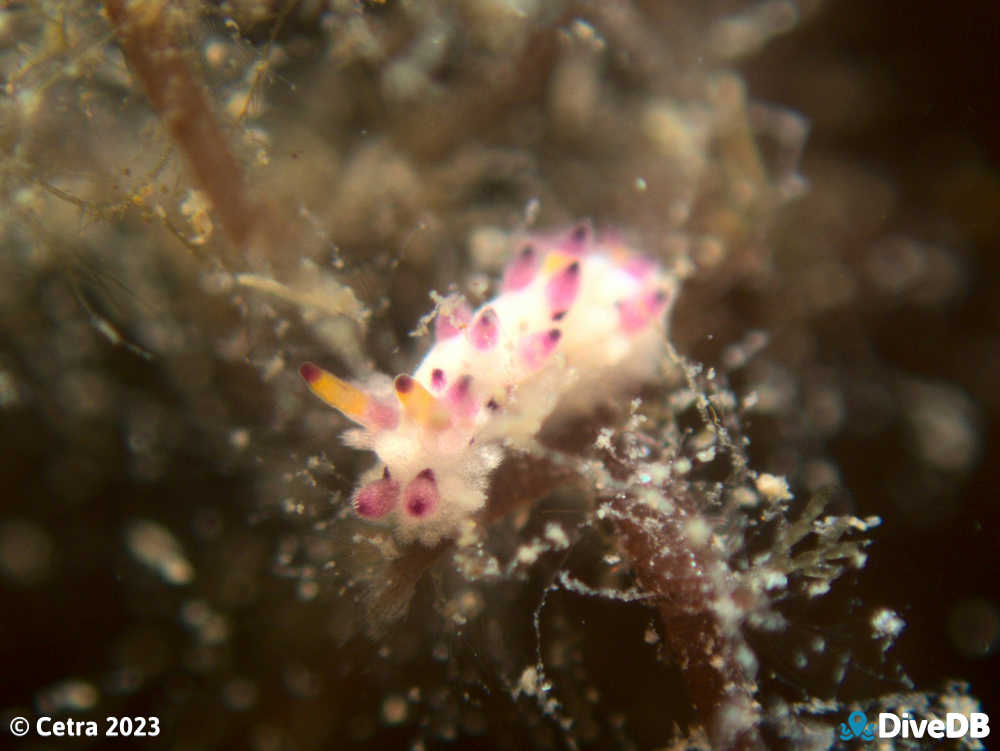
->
xmin=299 ymin=362 xmax=370 ymax=422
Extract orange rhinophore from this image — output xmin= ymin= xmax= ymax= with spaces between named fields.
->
xmin=394 ymin=374 xmax=451 ymax=429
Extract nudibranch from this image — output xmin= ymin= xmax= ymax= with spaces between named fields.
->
xmin=301 ymin=224 xmax=680 ymax=544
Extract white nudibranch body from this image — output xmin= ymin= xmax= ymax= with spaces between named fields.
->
xmin=301 ymin=224 xmax=680 ymax=544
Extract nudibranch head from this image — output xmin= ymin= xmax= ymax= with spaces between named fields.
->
xmin=301 ymin=225 xmax=680 ymax=544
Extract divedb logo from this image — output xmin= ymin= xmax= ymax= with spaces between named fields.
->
xmin=839 ymin=709 xmax=990 ymax=742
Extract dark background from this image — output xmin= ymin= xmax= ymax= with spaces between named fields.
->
xmin=744 ymin=0 xmax=1000 ymax=720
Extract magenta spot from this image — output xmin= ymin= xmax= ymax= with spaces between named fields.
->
xmin=518 ymin=329 xmax=562 ymax=370
xmin=434 ymin=302 xmax=472 ymax=340
xmin=394 ymin=374 xmax=414 ymax=394
xmin=646 ymin=289 xmax=670 ymax=315
xmin=299 ymin=362 xmax=321 ymax=384
xmin=353 ymin=476 xmax=400 ymax=518
xmin=431 ymin=368 xmax=446 ymax=390
xmin=546 ymin=261 xmax=581 ymax=315
xmin=403 ymin=470 xmax=439 ymax=517
xmin=561 ymin=222 xmax=592 ymax=255
xmin=469 ymin=307 xmax=499 ymax=350
xmin=407 ymin=496 xmax=431 ymax=516
xmin=502 ymin=244 xmax=539 ymax=291
xmin=446 ymin=375 xmax=477 ymax=418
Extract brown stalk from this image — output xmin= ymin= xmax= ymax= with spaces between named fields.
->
xmin=102 ymin=0 xmax=287 ymax=266
xmin=497 ymin=411 xmax=769 ymax=750
xmin=534 ymin=411 xmax=768 ymax=749
xmin=609 ymin=487 xmax=767 ymax=751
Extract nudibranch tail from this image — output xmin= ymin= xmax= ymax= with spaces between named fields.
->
xmin=617 ymin=288 xmax=671 ymax=334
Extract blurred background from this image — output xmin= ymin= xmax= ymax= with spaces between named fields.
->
xmin=0 ymin=0 xmax=997 ymax=748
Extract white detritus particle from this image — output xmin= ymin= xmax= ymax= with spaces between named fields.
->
xmin=456 ymin=519 xmax=481 ymax=548
xmin=468 ymin=226 xmax=510 ymax=271
xmin=544 ymin=523 xmax=570 ymax=550
xmin=381 ymin=694 xmax=408 ymax=725
xmin=181 ymin=600 xmax=230 ymax=645
xmin=755 ymin=473 xmax=793 ymax=502
xmin=229 ymin=428 xmax=250 ymax=450
xmin=298 ymin=580 xmax=319 ymax=601
xmin=642 ymin=461 xmax=672 ymax=485
xmin=730 ymin=485 xmax=759 ymax=507
xmin=126 ymin=520 xmax=194 ymax=585
xmin=594 ymin=427 xmax=615 ymax=451
xmin=36 ymin=679 xmax=99 ymax=713
xmin=712 ymin=594 xmax=746 ymax=630
xmin=807 ymin=581 xmax=830 ymax=598
xmin=516 ymin=666 xmax=539 ymax=697
xmin=871 ymin=608 xmax=906 ymax=642
xmin=515 ymin=540 xmax=543 ymax=566
xmin=637 ymin=487 xmax=673 ymax=513
xmin=735 ymin=643 xmax=758 ymax=676
xmin=685 ymin=517 xmax=712 ymax=547
xmin=759 ymin=569 xmax=788 ymax=591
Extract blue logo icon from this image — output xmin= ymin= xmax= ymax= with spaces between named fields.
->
xmin=839 ymin=711 xmax=876 ymax=741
